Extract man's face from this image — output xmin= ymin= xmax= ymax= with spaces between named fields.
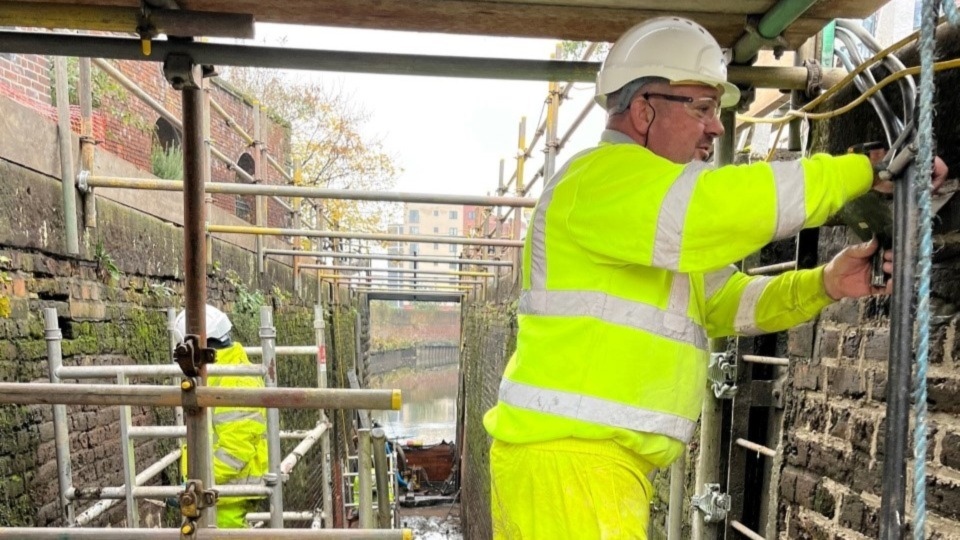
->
xmin=635 ymin=83 xmax=725 ymax=164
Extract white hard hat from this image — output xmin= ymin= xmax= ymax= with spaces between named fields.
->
xmin=595 ymin=17 xmax=741 ymax=110
xmin=173 ymin=304 xmax=232 ymax=343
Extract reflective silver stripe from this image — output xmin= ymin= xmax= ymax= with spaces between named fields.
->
xmin=214 ymin=448 xmax=247 ymax=472
xmin=704 ymin=265 xmax=737 ymax=301
xmin=530 ymin=146 xmax=598 ymax=290
xmin=734 ymin=277 xmax=772 ymax=335
xmin=222 ymin=475 xmax=262 ymax=485
xmin=499 ymin=379 xmax=697 ymax=443
xmin=668 ymin=274 xmax=690 ymax=315
xmin=519 ymin=289 xmax=707 ymax=350
xmin=770 ymin=161 xmax=807 ymax=239
xmin=213 ymin=410 xmax=266 ymax=425
xmin=652 ymin=162 xmax=711 ymax=270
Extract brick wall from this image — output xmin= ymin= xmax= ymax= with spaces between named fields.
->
xmin=0 ymin=55 xmax=293 ymax=231
xmin=0 ymin=159 xmax=320 ymax=527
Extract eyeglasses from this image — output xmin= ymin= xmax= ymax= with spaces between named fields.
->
xmin=641 ymin=92 xmax=721 ymax=122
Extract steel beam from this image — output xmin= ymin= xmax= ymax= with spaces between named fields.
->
xmin=0 ymin=31 xmax=843 ymax=89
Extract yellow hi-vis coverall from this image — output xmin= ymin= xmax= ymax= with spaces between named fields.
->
xmin=182 ymin=342 xmax=268 ymax=528
xmin=484 ymin=130 xmax=874 ymax=539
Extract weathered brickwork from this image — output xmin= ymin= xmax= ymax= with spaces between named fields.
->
xmin=0 ymin=54 xmax=293 ymax=230
xmin=0 ymin=158 xmax=320 ymax=527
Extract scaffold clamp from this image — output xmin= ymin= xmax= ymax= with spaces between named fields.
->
xmin=179 ymin=480 xmax=219 ymax=539
xmin=707 ymin=351 xmax=737 ymax=399
xmin=692 ymin=483 xmax=730 ymax=523
xmin=174 ymin=335 xmax=217 ymax=378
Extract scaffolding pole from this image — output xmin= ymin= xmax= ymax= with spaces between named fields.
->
xmin=371 ymin=427 xmax=391 ymax=529
xmin=117 ymin=372 xmax=139 ymax=527
xmin=82 ymin=176 xmax=533 ymax=208
xmin=358 ymin=429 xmax=374 ymax=529
xmin=79 ymin=57 xmax=96 ymax=228
xmin=306 ymin=265 xmax=492 ymax=277
xmin=316 ymin=304 xmax=333 ymax=529
xmin=53 ymin=56 xmax=79 ymax=255
xmin=265 ymin=248 xmax=512 ymax=267
xmin=0 ymin=529 xmax=411 ymax=539
xmin=0 ymin=383 xmax=401 ymax=410
xmin=43 ymin=309 xmax=74 ymax=524
xmin=209 ymin=225 xmax=524 ymax=247
xmin=280 ymin=422 xmax=328 ymax=476
xmin=260 ymin=307 xmax=284 ymax=528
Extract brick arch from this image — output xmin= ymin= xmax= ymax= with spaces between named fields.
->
xmin=234 ymin=152 xmax=257 ymax=223
xmin=154 ymin=117 xmax=181 ymax=151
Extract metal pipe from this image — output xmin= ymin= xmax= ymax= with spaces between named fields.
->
xmin=246 ymin=512 xmax=315 ymax=523
xmin=746 ymin=261 xmax=797 ymax=275
xmin=321 ymin=423 xmax=332 ymax=529
xmin=244 ymin=345 xmax=318 ymax=357
xmin=210 ymin=225 xmax=523 ymax=247
xmin=203 ymin=82 xmax=214 ymax=267
xmin=280 ymin=422 xmax=328 ymax=475
xmin=0 ymin=32 xmax=841 ymax=90
xmin=0 ymin=383 xmax=402 ymax=410
xmin=741 ymin=355 xmax=790 ymax=367
xmin=730 ymin=520 xmax=766 ymax=540
xmin=731 ymin=0 xmax=820 ymax=64
xmin=667 ymin=459 xmax=685 ymax=540
xmin=117 ymin=373 xmax=140 ymax=527
xmin=0 ymin=4 xmax=254 ymax=38
xmin=58 ymin=364 xmax=265 ymax=379
xmin=83 ymin=176 xmax=534 ymax=208
xmin=169 ymin=308 xmax=185 ymax=438
xmin=267 ymin=248 xmax=512 ymax=267
xmin=880 ymin=163 xmax=919 ymax=538
xmin=358 ymin=429 xmax=373 ymax=529
xmin=316 ymin=304 xmax=333 ymax=529
xmin=92 ymin=58 xmax=181 ymax=130
xmin=253 ymin=102 xmax=266 ymax=275
xmin=54 ymin=56 xmax=79 ymax=255
xmin=260 ymin=307 xmax=284 ymax=528
xmin=543 ymin=55 xmax=560 ymax=182
xmin=128 ymin=426 xmax=312 ymax=440
xmin=0 ymin=529 xmax=411 ymax=539
xmin=79 ymin=57 xmax=96 ymax=228
xmin=181 ymin=66 xmax=215 ymax=528
xmin=74 ymin=449 xmax=181 ymax=526
xmin=71 ymin=484 xmax=272 ymax=500
xmin=735 ymin=438 xmax=777 ymax=457
xmin=371 ymin=428 xmax=391 ymax=529
xmin=43 ymin=308 xmax=74 ymax=524
xmin=306 ymin=264 xmax=492 ymax=277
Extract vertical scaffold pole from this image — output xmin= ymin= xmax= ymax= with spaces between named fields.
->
xmin=358 ymin=428 xmax=373 ymax=529
xmin=181 ymin=64 xmax=216 ymax=528
xmin=117 ymin=372 xmax=140 ymax=527
xmin=260 ymin=306 xmax=285 ymax=528
xmin=43 ymin=308 xmax=74 ymax=525
xmin=315 ymin=304 xmax=333 ymax=528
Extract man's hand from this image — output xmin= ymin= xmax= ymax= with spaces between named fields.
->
xmin=823 ymin=238 xmax=893 ymax=300
xmin=871 ymin=156 xmax=948 ymax=194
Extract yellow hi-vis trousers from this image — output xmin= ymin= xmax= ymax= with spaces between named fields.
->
xmin=490 ymin=438 xmax=654 ymax=540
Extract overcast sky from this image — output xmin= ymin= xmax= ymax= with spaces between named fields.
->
xmin=244 ymin=23 xmax=608 ymax=199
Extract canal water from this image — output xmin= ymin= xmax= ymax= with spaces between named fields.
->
xmin=370 ymin=366 xmax=459 ymax=444
xmin=369 ymin=366 xmax=462 ymax=539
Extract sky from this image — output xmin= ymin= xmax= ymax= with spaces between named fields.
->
xmin=238 ymin=23 xmax=608 ymax=199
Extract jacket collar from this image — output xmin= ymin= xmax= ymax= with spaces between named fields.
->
xmin=600 ymin=129 xmax=638 ymax=145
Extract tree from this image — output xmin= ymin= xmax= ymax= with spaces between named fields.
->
xmin=220 ymin=67 xmax=402 ymax=244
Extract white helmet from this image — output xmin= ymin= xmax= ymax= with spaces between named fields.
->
xmin=173 ymin=304 xmax=232 ymax=344
xmin=595 ymin=17 xmax=741 ymax=110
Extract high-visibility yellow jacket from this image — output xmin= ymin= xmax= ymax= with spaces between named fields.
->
xmin=182 ymin=342 xmax=268 ymax=527
xmin=483 ymin=129 xmax=874 ymax=469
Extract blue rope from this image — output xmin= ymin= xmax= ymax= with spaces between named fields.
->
xmin=912 ymin=1 xmax=942 ymax=537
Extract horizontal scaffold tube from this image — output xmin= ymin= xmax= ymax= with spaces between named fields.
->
xmin=246 ymin=511 xmax=316 ymax=522
xmin=0 ymin=383 xmax=401 ymax=410
xmin=83 ymin=176 xmax=534 ymax=208
xmin=0 ymin=30 xmax=844 ymax=89
xmin=71 ymin=484 xmax=271 ymax=500
xmin=58 ymin=364 xmax=264 ymax=379
xmin=127 ymin=426 xmax=311 ymax=439
xmin=265 ymin=248 xmax=513 ymax=267
xmin=307 ymin=264 xmax=492 ymax=277
xmin=281 ymin=422 xmax=329 ymax=475
xmin=244 ymin=345 xmax=318 ymax=356
xmin=209 ymin=225 xmax=524 ymax=247
xmin=0 ymin=529 xmax=412 ymax=539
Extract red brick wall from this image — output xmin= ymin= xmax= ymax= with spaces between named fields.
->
xmin=0 ymin=55 xmax=292 ymax=231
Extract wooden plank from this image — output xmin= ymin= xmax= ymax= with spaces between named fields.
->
xmin=15 ymin=0 xmax=892 ymax=44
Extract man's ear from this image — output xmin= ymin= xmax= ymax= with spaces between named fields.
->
xmin=629 ymin=96 xmax=653 ymax=135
